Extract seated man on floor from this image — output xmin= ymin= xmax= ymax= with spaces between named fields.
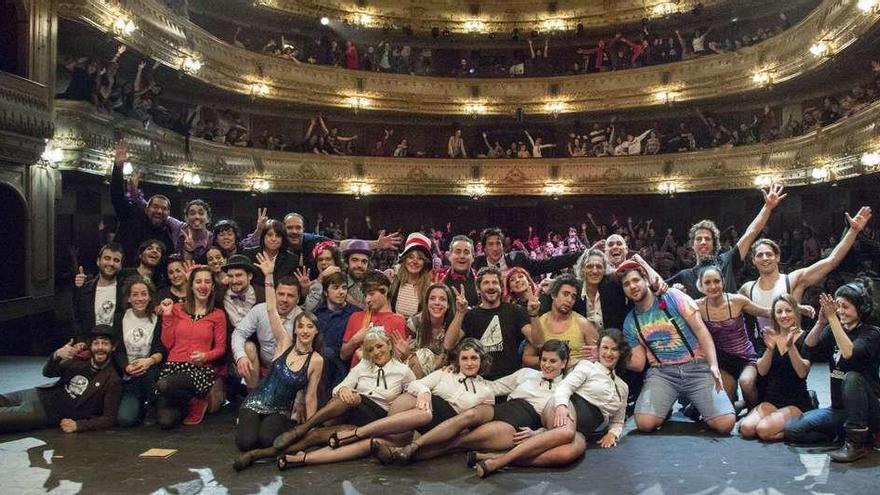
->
xmin=0 ymin=326 xmax=122 ymax=434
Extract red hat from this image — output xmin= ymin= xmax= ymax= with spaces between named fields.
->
xmin=399 ymin=232 xmax=432 ymax=261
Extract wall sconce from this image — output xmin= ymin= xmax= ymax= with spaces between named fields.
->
xmin=652 ymin=2 xmax=676 ymax=17
xmin=351 ymin=182 xmax=372 ymax=199
xmin=181 ymin=171 xmax=202 ymax=187
xmin=181 ymin=57 xmax=203 ymax=74
xmin=40 ymin=144 xmax=63 ymax=165
xmin=251 ymin=83 xmax=271 ymax=97
xmin=810 ymin=166 xmax=830 ymax=182
xmin=252 ymin=179 xmax=270 ymax=193
xmin=122 ymin=162 xmax=134 ymax=176
xmin=464 ymin=102 xmax=487 ymax=116
xmin=541 ymin=19 xmax=565 ymax=32
xmin=320 ymin=17 xmax=330 ymax=26
xmin=355 ymin=13 xmax=374 ymax=26
xmin=654 ymin=91 xmax=677 ymax=104
xmin=113 ymin=17 xmax=137 ymax=36
xmin=463 ymin=20 xmax=486 ymax=33
xmin=809 ymin=41 xmax=829 ymax=58
xmin=346 ymin=96 xmax=371 ymax=114
xmin=465 ymin=183 xmax=487 ymax=199
xmin=544 ymin=101 xmax=567 ymax=117
xmin=543 ymin=183 xmax=566 ymax=199
xmin=753 ymin=175 xmax=776 ymax=188
xmin=857 ymin=0 xmax=878 ymax=12
xmin=751 ymin=71 xmax=770 ymax=85
xmin=860 ymin=151 xmax=880 ymax=169
xmin=657 ymin=181 xmax=677 ymax=196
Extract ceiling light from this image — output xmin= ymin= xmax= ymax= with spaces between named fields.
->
xmin=252 ymin=179 xmax=270 ymax=193
xmin=544 ymin=102 xmax=568 ymax=114
xmin=543 ymin=183 xmax=566 ymax=198
xmin=541 ymin=19 xmax=565 ymax=31
xmin=654 ymin=91 xmax=677 ymax=104
xmin=113 ymin=17 xmax=136 ymax=36
xmin=754 ymin=175 xmax=775 ymax=188
xmin=463 ymin=20 xmax=486 ymax=33
xmin=464 ymin=102 xmax=487 ymax=115
xmin=182 ymin=57 xmax=202 ymax=73
xmin=251 ymin=83 xmax=271 ymax=97
xmin=652 ymin=3 xmax=676 ymax=17
xmin=346 ymin=96 xmax=371 ymax=108
xmin=810 ymin=167 xmax=830 ymax=181
xmin=40 ymin=145 xmax=63 ymax=164
xmin=657 ymin=181 xmax=677 ymax=195
xmin=857 ymin=0 xmax=877 ymax=12
xmin=752 ymin=71 xmax=770 ymax=85
xmin=351 ymin=182 xmax=372 ymax=199
xmin=466 ymin=183 xmax=487 ymax=199
xmin=181 ymin=172 xmax=202 ymax=186
xmin=320 ymin=17 xmax=330 ymax=26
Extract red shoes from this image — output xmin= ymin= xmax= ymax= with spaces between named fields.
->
xmin=183 ymin=398 xmax=208 ymax=426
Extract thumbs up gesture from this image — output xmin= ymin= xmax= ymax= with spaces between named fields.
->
xmin=55 ymin=339 xmax=78 ymax=361
xmin=74 ymin=266 xmax=87 ymax=288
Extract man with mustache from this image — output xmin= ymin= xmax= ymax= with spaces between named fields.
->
xmin=109 ymin=141 xmax=174 ymax=267
xmin=524 ymin=274 xmax=599 ymax=369
xmin=220 ymin=255 xmax=268 ymax=392
xmin=617 ymin=260 xmax=735 ymax=435
xmin=667 ymin=184 xmax=786 ymax=297
xmin=120 ymin=239 xmax=166 ymax=287
xmin=444 ymin=267 xmax=543 ymax=380
xmin=73 ymin=243 xmax=126 ymax=345
xmin=0 ymin=326 xmax=121 ymax=433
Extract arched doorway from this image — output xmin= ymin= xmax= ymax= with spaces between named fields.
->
xmin=0 ymin=182 xmax=27 ymax=300
xmin=0 ymin=0 xmax=28 ymax=77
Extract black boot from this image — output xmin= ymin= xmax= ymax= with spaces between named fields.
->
xmin=830 ymin=427 xmax=870 ymax=463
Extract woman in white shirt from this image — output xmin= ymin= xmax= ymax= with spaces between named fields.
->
xmin=275 ymin=338 xmax=493 ymax=470
xmin=112 ymin=276 xmax=166 ymax=427
xmin=234 ymin=327 xmax=414 ymax=470
xmin=475 ymin=329 xmax=630 ymax=478
xmin=375 ymin=340 xmax=570 ymax=465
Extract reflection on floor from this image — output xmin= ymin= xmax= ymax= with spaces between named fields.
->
xmin=1 ymin=357 xmax=877 ymax=494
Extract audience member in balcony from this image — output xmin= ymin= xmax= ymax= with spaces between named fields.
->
xmin=524 ymin=131 xmax=556 ymax=158
xmin=448 ymin=129 xmax=467 ymax=158
xmin=377 ymin=42 xmax=392 ymax=72
xmin=482 ymin=132 xmax=505 ymax=158
xmin=613 ymin=128 xmax=652 ymax=156
xmin=644 ymin=131 xmax=662 ymax=155
xmin=527 ymin=39 xmax=550 ymax=76
xmin=566 ymin=135 xmax=586 ymax=157
xmin=577 ymin=36 xmax=617 ymax=72
xmin=58 ymin=56 xmax=98 ymax=101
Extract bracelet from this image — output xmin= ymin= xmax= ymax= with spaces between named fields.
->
xmin=264 ymin=283 xmax=274 ymax=287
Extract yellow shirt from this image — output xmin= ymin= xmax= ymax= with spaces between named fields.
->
xmin=539 ymin=313 xmax=586 ymax=362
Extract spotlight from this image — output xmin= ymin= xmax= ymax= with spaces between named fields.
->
xmin=320 ymin=17 xmax=330 ymax=26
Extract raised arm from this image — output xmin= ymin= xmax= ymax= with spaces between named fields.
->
xmin=818 ymin=293 xmax=853 ymax=359
xmin=735 ymin=184 xmax=787 ymax=260
xmin=256 ymin=252 xmax=291 ymax=359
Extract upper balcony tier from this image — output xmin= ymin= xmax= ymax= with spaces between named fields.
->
xmin=63 ymin=0 xmax=880 ymax=116
xmin=49 ymin=99 xmax=880 ymax=197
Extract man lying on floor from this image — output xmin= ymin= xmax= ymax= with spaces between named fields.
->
xmin=0 ymin=325 xmax=121 ymax=434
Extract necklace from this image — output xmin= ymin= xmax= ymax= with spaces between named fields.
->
xmin=293 ymin=345 xmax=311 ymax=355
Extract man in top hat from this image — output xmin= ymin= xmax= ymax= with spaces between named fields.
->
xmin=219 ymin=254 xmax=266 ymax=331
xmin=343 ymin=240 xmax=373 ymax=309
xmin=0 ymin=326 xmax=122 ymax=433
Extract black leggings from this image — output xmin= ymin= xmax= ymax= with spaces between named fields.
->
xmin=156 ymin=374 xmax=198 ymax=429
xmin=235 ymin=408 xmax=293 ymax=451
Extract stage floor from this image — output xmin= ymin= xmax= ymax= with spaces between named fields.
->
xmin=1 ymin=356 xmax=877 ymax=495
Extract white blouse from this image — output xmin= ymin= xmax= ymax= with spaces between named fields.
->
xmin=489 ymin=368 xmax=564 ymax=415
xmin=333 ymin=358 xmax=415 ymax=411
xmin=407 ymin=370 xmax=495 ymax=413
xmin=553 ymin=360 xmax=629 ymax=437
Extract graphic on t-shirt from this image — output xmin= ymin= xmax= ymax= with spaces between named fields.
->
xmin=480 ymin=315 xmax=504 ymax=352
xmin=66 ymin=375 xmax=89 ymax=398
xmin=96 ymin=300 xmax=115 ymax=325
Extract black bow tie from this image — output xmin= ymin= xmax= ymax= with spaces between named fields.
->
xmin=376 ymin=368 xmax=388 ymax=389
xmin=230 ymin=293 xmax=247 ymax=302
xmin=542 ymin=377 xmax=555 ymax=390
xmin=459 ymin=377 xmax=477 ymax=394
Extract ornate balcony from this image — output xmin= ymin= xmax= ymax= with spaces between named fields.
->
xmin=61 ymin=0 xmax=880 ymax=116
xmin=0 ymin=71 xmax=53 ymax=164
xmin=52 ymin=100 xmax=880 ymax=196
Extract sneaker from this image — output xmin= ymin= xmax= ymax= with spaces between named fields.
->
xmin=183 ymin=398 xmax=208 ymax=426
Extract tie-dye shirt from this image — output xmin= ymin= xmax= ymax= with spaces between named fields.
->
xmin=623 ymin=288 xmax=703 ymax=366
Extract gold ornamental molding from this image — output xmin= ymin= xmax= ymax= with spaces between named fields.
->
xmin=0 ymin=71 xmax=54 ymax=165
xmin=61 ymin=0 xmax=880 ymax=116
xmin=256 ymin=0 xmax=726 ymax=34
xmin=52 ymin=100 xmax=880 ymax=196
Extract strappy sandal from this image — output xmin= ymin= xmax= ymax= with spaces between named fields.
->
xmin=328 ymin=427 xmax=359 ymax=449
xmin=370 ymin=438 xmax=396 ymax=465
xmin=465 ymin=451 xmax=478 ymax=468
xmin=277 ymin=452 xmax=307 ymax=471
xmin=474 ymin=460 xmax=494 ymax=479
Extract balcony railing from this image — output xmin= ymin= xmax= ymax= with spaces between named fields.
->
xmin=52 ymin=99 xmax=880 ymax=196
xmin=61 ymin=0 xmax=880 ymax=115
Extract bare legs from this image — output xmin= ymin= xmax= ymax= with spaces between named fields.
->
xmin=330 ymin=394 xmax=427 ymax=445
xmin=739 ymin=402 xmax=802 ymax=441
xmin=738 ymin=365 xmax=759 ymax=409
xmin=380 ymin=405 xmax=495 ymax=463
xmin=413 ymin=421 xmax=517 ymax=461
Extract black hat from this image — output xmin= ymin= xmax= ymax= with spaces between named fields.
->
xmin=222 ymin=254 xmax=257 ymax=275
xmin=89 ymin=325 xmax=116 ymax=342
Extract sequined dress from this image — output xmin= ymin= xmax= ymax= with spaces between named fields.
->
xmin=242 ymin=347 xmax=312 ymax=415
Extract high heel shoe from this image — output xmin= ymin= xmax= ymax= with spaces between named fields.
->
xmin=474 ymin=460 xmax=495 ymax=479
xmin=465 ymin=451 xmax=478 ymax=468
xmin=370 ymin=438 xmax=396 ymax=465
xmin=328 ymin=428 xmax=359 ymax=449
xmin=277 ymin=452 xmax=307 ymax=471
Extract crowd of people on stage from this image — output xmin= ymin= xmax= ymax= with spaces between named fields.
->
xmin=1 ymin=140 xmax=878 ymax=476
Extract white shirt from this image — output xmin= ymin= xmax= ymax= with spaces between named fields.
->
xmin=122 ymin=309 xmax=156 ymax=362
xmin=334 ymin=358 xmax=415 ymax=411
xmin=94 ymin=282 xmax=118 ymax=326
xmin=490 ymin=368 xmax=563 ymax=414
xmin=553 ymin=360 xmax=628 ymax=437
xmin=407 ymin=370 xmax=495 ymax=413
xmin=231 ymin=303 xmax=301 ymax=364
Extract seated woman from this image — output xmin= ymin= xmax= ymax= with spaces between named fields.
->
xmin=474 ymin=328 xmax=630 ymax=478
xmin=404 ymin=284 xmax=460 ymax=378
xmin=785 ymin=283 xmax=880 ymax=462
xmin=155 ymin=266 xmax=227 ymax=428
xmin=112 ymin=276 xmax=166 ymax=427
xmin=739 ymin=294 xmax=813 ymax=441
xmin=275 ymin=338 xmax=494 ymax=470
xmin=694 ymin=265 xmax=770 ymax=411
xmin=234 ymin=253 xmax=324 ymax=452
xmin=373 ymin=340 xmax=570 ymax=465
xmin=233 ymin=326 xmax=413 ymax=470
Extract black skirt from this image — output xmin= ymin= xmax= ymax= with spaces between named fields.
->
xmin=571 ymin=394 xmax=605 ymax=437
xmin=345 ymin=396 xmax=388 ymax=427
xmin=417 ymin=395 xmax=458 ymax=433
xmin=493 ymin=398 xmax=543 ymax=430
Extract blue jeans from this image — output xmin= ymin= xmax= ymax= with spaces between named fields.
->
xmin=635 ymin=360 xmax=734 ymax=420
xmin=784 ymin=407 xmax=845 ymax=444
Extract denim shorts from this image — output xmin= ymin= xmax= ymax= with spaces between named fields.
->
xmin=635 ymin=360 xmax=734 ymax=420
